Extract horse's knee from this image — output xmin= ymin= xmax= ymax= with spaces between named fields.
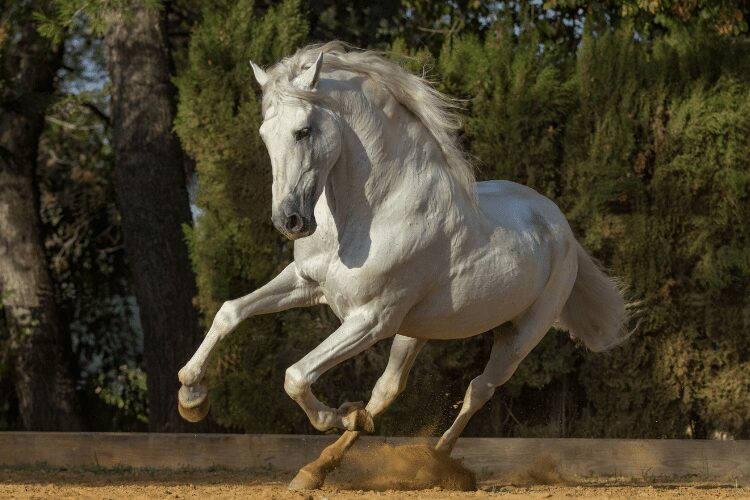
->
xmin=284 ymin=365 xmax=308 ymax=400
xmin=211 ymin=300 xmax=240 ymax=337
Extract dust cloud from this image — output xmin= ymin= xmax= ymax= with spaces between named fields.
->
xmin=329 ymin=443 xmax=476 ymax=491
xmin=508 ymin=454 xmax=570 ymax=485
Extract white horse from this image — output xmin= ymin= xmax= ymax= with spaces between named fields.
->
xmin=177 ymin=42 xmax=629 ymax=489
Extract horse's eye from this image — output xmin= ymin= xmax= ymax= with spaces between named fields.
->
xmin=294 ymin=127 xmax=311 ymax=141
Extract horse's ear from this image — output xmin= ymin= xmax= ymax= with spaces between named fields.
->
xmin=250 ymin=60 xmax=269 ymax=88
xmin=293 ymin=52 xmax=323 ymax=90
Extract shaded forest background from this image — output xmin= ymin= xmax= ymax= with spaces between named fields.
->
xmin=1 ymin=0 xmax=748 ymax=438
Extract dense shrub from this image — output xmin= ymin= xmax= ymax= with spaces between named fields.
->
xmin=176 ymin=4 xmax=750 ymax=438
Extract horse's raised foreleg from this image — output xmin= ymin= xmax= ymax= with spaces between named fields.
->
xmin=177 ymin=263 xmax=321 ymax=422
xmin=288 ymin=335 xmax=426 ymax=490
xmin=283 ymin=310 xmax=402 ymax=433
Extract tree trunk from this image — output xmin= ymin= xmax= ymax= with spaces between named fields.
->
xmin=0 ymin=19 xmax=82 ymax=431
xmin=104 ymin=2 xmax=205 ymax=432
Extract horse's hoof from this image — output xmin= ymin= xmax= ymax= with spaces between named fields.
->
xmin=178 ymin=396 xmax=210 ymax=422
xmin=178 ymin=384 xmax=209 ymax=422
xmin=341 ymin=407 xmax=374 ymax=433
xmin=288 ymin=468 xmax=325 ymax=490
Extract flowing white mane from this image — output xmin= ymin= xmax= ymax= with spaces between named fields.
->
xmin=261 ymin=41 xmax=476 ymax=199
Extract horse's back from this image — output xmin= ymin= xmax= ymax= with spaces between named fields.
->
xmin=475 ymin=180 xmax=570 ymax=234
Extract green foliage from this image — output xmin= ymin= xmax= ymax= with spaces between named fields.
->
xmin=616 ymin=0 xmax=748 ymax=36
xmin=564 ymin=32 xmax=750 ymax=438
xmin=175 ymin=0 xmax=341 ymax=432
xmin=438 ymin=26 xmax=750 ymax=438
xmin=306 ymin=0 xmax=403 ymax=48
xmin=94 ymin=364 xmax=148 ymax=427
xmin=33 ymin=0 xmax=162 ymax=44
xmin=439 ymin=26 xmax=578 ymax=198
xmin=38 ymin=90 xmax=148 ymax=431
xmin=177 ymin=2 xmax=750 ymax=439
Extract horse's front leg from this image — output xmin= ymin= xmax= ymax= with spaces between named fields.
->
xmin=284 ymin=308 xmax=401 ymax=433
xmin=288 ymin=334 xmax=426 ymax=490
xmin=177 ymin=263 xmax=321 ymax=422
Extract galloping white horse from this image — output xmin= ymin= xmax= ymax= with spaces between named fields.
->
xmin=177 ymin=42 xmax=629 ymax=489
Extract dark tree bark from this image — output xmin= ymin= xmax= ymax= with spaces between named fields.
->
xmin=0 ymin=18 xmax=82 ymax=430
xmin=104 ymin=2 xmax=205 ymax=432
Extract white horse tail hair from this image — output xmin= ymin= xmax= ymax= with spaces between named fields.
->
xmin=557 ymin=241 xmax=632 ymax=352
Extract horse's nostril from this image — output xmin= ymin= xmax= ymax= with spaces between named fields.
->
xmin=285 ymin=214 xmax=303 ymax=232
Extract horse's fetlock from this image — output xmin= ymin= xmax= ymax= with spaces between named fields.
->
xmin=178 ymin=364 xmax=201 ymax=386
xmin=310 ymin=410 xmax=335 ymax=431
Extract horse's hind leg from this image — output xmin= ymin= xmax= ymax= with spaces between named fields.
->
xmin=434 ymin=323 xmax=521 ymax=453
xmin=365 ymin=335 xmax=427 ymax=417
xmin=435 ymin=278 xmax=574 ymax=453
xmin=289 ymin=335 xmax=426 ymax=490
xmin=289 ymin=430 xmax=360 ymax=491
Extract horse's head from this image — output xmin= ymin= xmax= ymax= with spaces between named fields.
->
xmin=250 ymin=53 xmax=342 ymax=240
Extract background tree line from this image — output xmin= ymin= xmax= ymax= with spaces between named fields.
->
xmin=0 ymin=0 xmax=748 ymax=438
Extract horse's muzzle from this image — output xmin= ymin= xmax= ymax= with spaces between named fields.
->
xmin=272 ymin=199 xmax=317 ymax=240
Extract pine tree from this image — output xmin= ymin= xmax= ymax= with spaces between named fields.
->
xmin=177 ymin=4 xmax=750 ymax=438
xmin=439 ymin=26 xmax=750 ymax=438
xmin=175 ymin=0 xmax=324 ymax=432
xmin=99 ymin=1 xmax=205 ymax=432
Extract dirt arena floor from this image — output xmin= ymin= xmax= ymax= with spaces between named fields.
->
xmin=2 ymin=441 xmax=748 ymax=499
xmin=2 ymin=467 xmax=749 ymax=499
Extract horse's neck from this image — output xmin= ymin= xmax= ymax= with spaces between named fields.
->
xmin=324 ymin=83 xmax=454 ymax=226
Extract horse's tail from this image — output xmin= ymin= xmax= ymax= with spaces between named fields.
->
xmin=557 ymin=241 xmax=632 ymax=352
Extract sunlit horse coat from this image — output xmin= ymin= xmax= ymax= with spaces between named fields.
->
xmin=177 ymin=42 xmax=630 ymax=489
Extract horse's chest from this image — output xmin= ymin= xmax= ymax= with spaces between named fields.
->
xmin=294 ymin=251 xmax=390 ymax=320
xmin=295 ymin=221 xmax=432 ymax=319
xmin=320 ymin=264 xmax=397 ymax=319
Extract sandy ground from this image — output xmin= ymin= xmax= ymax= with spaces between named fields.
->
xmin=2 ymin=468 xmax=749 ymax=499
xmin=2 ymin=442 xmax=748 ymax=499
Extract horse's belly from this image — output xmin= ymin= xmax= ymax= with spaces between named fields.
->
xmin=398 ymin=251 xmax=547 ymax=339
xmin=399 ymin=298 xmax=524 ymax=339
